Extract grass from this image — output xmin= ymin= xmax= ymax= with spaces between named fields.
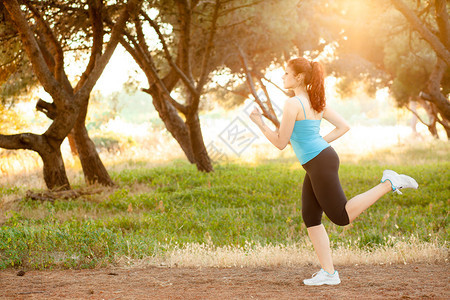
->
xmin=0 ymin=140 xmax=449 ymax=270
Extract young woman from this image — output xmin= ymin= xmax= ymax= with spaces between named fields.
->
xmin=249 ymin=57 xmax=418 ymax=286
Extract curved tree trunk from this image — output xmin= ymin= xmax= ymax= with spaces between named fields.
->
xmin=150 ymin=90 xmax=196 ymax=164
xmin=143 ymin=68 xmax=196 ymax=164
xmin=72 ymin=98 xmax=114 ymax=186
xmin=185 ymin=112 xmax=213 ymax=172
xmin=0 ymin=132 xmax=71 ymax=190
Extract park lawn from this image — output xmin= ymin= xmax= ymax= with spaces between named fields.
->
xmin=0 ymin=142 xmax=448 ymax=269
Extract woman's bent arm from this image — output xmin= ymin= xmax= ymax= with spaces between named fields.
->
xmin=322 ymin=106 xmax=350 ymax=143
xmin=250 ymin=99 xmax=297 ymax=150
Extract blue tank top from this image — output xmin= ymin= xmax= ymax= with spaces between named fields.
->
xmin=290 ymin=96 xmax=330 ymax=165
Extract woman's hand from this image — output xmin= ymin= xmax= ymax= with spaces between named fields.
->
xmin=249 ymin=107 xmax=263 ymax=126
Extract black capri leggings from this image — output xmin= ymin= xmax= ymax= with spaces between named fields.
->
xmin=301 ymin=146 xmax=350 ymax=227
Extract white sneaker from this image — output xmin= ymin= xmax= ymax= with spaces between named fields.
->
xmin=381 ymin=170 xmax=419 ymax=195
xmin=303 ymin=269 xmax=341 ymax=286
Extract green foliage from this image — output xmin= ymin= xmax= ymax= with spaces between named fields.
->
xmin=0 ymin=142 xmax=448 ymax=269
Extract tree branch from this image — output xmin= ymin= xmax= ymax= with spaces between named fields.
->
xmin=144 ymin=54 xmax=189 ymax=114
xmin=421 ymin=58 xmax=450 ymax=121
xmin=0 ymin=132 xmax=42 ymax=152
xmin=75 ymin=0 xmax=142 ymax=103
xmin=25 ymin=2 xmax=70 ymax=90
xmin=216 ymin=83 xmax=248 ymax=98
xmin=117 ymin=26 xmax=188 ymax=114
xmin=237 ymin=46 xmax=260 ymax=101
xmin=197 ymin=0 xmax=220 ymax=94
xmin=3 ymin=0 xmax=68 ymax=106
xmin=406 ymin=102 xmax=432 ymax=126
xmin=141 ymin=9 xmax=199 ymax=97
xmin=256 ymin=75 xmax=280 ymax=127
xmin=176 ymin=1 xmax=195 ymax=85
xmin=36 ymin=98 xmax=58 ymax=120
xmin=119 ymin=32 xmax=151 ymax=79
xmin=391 ymin=0 xmax=450 ymax=67
xmin=255 ymin=72 xmax=291 ymax=96
xmin=133 ymin=13 xmax=186 ymax=111
xmin=434 ymin=0 xmax=449 ymax=49
xmin=218 ymin=0 xmax=264 ymax=17
xmin=435 ymin=112 xmax=450 ymax=132
xmin=237 ymin=45 xmax=279 ymax=127
xmin=74 ymin=0 xmax=104 ymax=93
xmin=134 ymin=15 xmax=153 ymax=64
xmin=33 ymin=30 xmax=56 ymax=72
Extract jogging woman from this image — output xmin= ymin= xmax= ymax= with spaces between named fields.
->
xmin=249 ymin=57 xmax=418 ymax=286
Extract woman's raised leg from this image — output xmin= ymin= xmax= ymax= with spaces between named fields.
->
xmin=345 ymin=170 xmax=419 ymax=223
xmin=345 ymin=181 xmax=392 ymax=222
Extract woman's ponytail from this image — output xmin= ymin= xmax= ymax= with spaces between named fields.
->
xmin=306 ymin=61 xmax=325 ymax=113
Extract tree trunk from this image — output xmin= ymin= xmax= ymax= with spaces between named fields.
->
xmin=67 ymin=133 xmax=78 ymax=156
xmin=40 ymin=145 xmax=71 ymax=190
xmin=421 ymin=101 xmax=440 ymax=139
xmin=424 ymin=58 xmax=450 ymax=121
xmin=72 ymin=125 xmax=114 ymax=186
xmin=72 ymin=98 xmax=114 ymax=186
xmin=148 ymin=85 xmax=196 ymax=164
xmin=0 ymin=132 xmax=71 ymax=190
xmin=436 ymin=111 xmax=450 ymax=139
xmin=442 ymin=124 xmax=450 ymax=139
xmin=185 ymin=112 xmax=213 ymax=172
xmin=428 ymin=122 xmax=439 ymax=139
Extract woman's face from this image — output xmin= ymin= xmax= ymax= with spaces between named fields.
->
xmin=282 ymin=65 xmax=301 ymax=90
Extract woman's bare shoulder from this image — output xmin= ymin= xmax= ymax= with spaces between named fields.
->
xmin=286 ymin=96 xmax=302 ymax=105
xmin=283 ymin=96 xmax=298 ymax=106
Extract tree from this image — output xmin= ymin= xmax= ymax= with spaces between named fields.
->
xmin=0 ymin=0 xmax=141 ymax=190
xmin=390 ymin=0 xmax=450 ymax=138
xmin=294 ymin=0 xmax=450 ymax=139
xmin=108 ymin=0 xmax=218 ymax=171
xmin=115 ymin=0 xmax=279 ymax=172
xmin=115 ymin=0 xmax=310 ymax=172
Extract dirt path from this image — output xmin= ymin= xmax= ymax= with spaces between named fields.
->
xmin=1 ymin=262 xmax=448 ymax=299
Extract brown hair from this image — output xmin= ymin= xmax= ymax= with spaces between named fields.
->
xmin=287 ymin=58 xmax=326 ymax=113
